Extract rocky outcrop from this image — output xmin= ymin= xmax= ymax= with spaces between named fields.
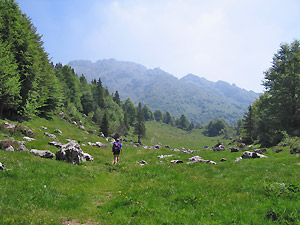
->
xmin=30 ymin=149 xmax=55 ymax=159
xmin=56 ymin=141 xmax=93 ymax=165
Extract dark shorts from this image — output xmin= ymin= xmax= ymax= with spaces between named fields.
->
xmin=113 ymin=150 xmax=120 ymax=155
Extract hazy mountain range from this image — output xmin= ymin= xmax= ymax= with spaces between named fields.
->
xmin=68 ymin=59 xmax=259 ymax=125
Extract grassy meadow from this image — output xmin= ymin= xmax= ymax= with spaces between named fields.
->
xmin=1 ymin=117 xmax=300 ymax=224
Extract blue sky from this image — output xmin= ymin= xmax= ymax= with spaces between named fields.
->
xmin=17 ymin=0 xmax=300 ymax=92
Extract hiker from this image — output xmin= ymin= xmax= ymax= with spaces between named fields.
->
xmin=112 ymin=138 xmax=122 ymax=164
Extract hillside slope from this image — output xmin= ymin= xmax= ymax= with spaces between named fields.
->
xmin=69 ymin=59 xmax=259 ymax=124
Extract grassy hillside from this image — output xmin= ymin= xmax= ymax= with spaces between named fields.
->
xmin=1 ymin=116 xmax=300 ymax=224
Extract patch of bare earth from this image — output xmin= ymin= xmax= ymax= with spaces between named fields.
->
xmin=61 ymin=218 xmax=98 ymax=225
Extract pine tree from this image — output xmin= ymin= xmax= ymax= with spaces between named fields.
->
xmin=100 ymin=112 xmax=109 ymax=137
xmin=113 ymin=91 xmax=121 ymax=106
xmin=134 ymin=102 xmax=146 ymax=144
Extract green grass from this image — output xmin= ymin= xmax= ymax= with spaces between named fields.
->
xmin=1 ymin=116 xmax=300 ymax=224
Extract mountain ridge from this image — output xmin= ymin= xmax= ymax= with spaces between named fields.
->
xmin=68 ymin=59 xmax=259 ymax=125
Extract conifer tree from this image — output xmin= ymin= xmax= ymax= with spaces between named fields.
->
xmin=100 ymin=112 xmax=109 ymax=137
xmin=134 ymin=102 xmax=146 ymax=144
xmin=113 ymin=91 xmax=121 ymax=106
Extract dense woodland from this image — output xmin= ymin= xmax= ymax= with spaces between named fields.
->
xmin=1 ymin=0 xmax=300 ymax=146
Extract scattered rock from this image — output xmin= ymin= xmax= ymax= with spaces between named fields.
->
xmin=0 ymin=162 xmax=6 ymax=170
xmin=187 ymin=156 xmax=217 ymax=165
xmin=54 ymin=129 xmax=62 ymax=134
xmin=16 ymin=141 xmax=28 ymax=152
xmin=213 ymin=144 xmax=226 ymax=151
xmin=23 ymin=136 xmax=36 ymax=141
xmin=235 ymin=157 xmax=242 ymax=162
xmin=238 ymin=143 xmax=246 ymax=148
xmin=82 ymin=152 xmax=94 ymax=162
xmin=230 ymin=147 xmax=239 ymax=152
xmin=95 ymin=142 xmax=109 ymax=149
xmin=241 ymin=151 xmax=268 ymax=159
xmin=154 ymin=145 xmax=161 ymax=149
xmin=165 ymin=145 xmax=171 ymax=148
xmin=5 ymin=145 xmax=14 ymax=151
xmin=171 ymin=148 xmax=180 ymax=152
xmin=23 ymin=128 xmax=34 ymax=136
xmin=56 ymin=141 xmax=93 ymax=165
xmin=79 ymin=125 xmax=85 ymax=130
xmin=87 ymin=142 xmax=96 ymax=146
xmin=30 ymin=149 xmax=55 ymax=159
xmin=290 ymin=147 xmax=300 ymax=154
xmin=48 ymin=141 xmax=63 ymax=148
xmin=41 ymin=126 xmax=48 ymax=130
xmin=136 ymin=160 xmax=148 ymax=165
xmin=254 ymin=148 xmax=267 ymax=154
xmin=220 ymin=158 xmax=227 ymax=162
xmin=44 ymin=132 xmax=58 ymax=140
xmin=170 ymin=160 xmax=184 ymax=164
xmin=181 ymin=148 xmax=195 ymax=154
xmin=157 ymin=154 xmax=174 ymax=159
xmin=4 ymin=122 xmax=16 ymax=129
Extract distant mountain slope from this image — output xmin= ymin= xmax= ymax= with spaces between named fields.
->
xmin=180 ymin=74 xmax=259 ymax=106
xmin=68 ymin=59 xmax=259 ymax=125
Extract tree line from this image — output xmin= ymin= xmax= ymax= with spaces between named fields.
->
xmin=0 ymin=0 xmax=198 ymax=143
xmin=241 ymin=40 xmax=300 ymax=147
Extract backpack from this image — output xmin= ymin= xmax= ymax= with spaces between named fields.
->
xmin=112 ymin=142 xmax=120 ymax=152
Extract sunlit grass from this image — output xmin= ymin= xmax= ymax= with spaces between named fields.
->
xmin=1 ymin=117 xmax=300 ymax=224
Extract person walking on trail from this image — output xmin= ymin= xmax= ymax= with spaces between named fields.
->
xmin=112 ymin=138 xmax=122 ymax=164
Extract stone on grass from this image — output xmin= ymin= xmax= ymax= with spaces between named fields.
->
xmin=136 ymin=160 xmax=148 ymax=165
xmin=48 ymin=141 xmax=63 ymax=148
xmin=23 ymin=136 xmax=36 ymax=141
xmin=157 ymin=155 xmax=174 ymax=159
xmin=241 ymin=151 xmax=268 ymax=159
xmin=170 ymin=160 xmax=184 ymax=164
xmin=187 ymin=155 xmax=217 ymax=165
xmin=0 ymin=162 xmax=6 ymax=170
xmin=5 ymin=145 xmax=14 ymax=151
xmin=56 ymin=141 xmax=93 ymax=165
xmin=30 ymin=149 xmax=55 ymax=159
xmin=44 ymin=132 xmax=58 ymax=140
